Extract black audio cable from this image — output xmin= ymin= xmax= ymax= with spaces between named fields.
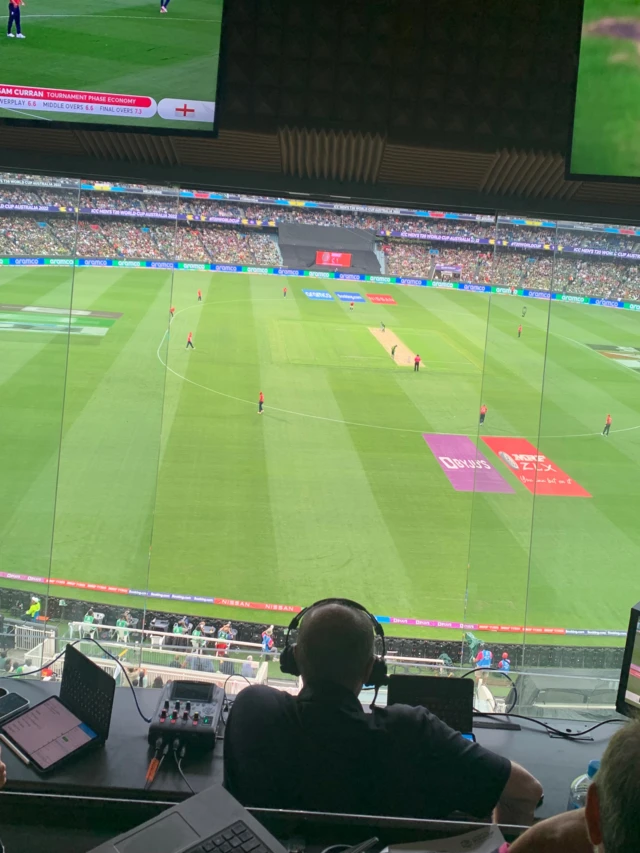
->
xmin=473 ymin=711 xmax=625 ymax=740
xmin=461 ymin=666 xmax=519 ymax=713
xmin=461 ymin=667 xmax=625 ymax=738
xmin=172 ymin=739 xmax=195 ymax=795
xmin=222 ymin=673 xmax=253 ymax=708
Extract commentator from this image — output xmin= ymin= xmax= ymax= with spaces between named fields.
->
xmin=224 ymin=601 xmax=542 ymax=823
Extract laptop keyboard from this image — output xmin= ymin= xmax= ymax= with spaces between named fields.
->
xmin=61 ymin=666 xmax=113 ymax=734
xmin=186 ymin=820 xmax=271 ymax=853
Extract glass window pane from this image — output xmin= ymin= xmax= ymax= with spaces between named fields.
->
xmin=0 ymin=171 xmax=78 ymax=668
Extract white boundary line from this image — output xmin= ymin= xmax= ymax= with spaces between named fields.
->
xmin=157 ymin=299 xmax=640 ymax=441
xmin=26 ymin=15 xmax=222 ymax=22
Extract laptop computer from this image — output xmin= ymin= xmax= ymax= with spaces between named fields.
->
xmin=0 ymin=642 xmax=115 ymax=774
xmin=87 ymin=784 xmax=287 ymax=853
xmin=387 ymin=674 xmax=475 ymax=735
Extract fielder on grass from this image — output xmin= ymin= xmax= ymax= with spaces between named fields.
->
xmin=7 ymin=0 xmax=25 ymax=38
xmin=160 ymin=0 xmax=171 ymax=12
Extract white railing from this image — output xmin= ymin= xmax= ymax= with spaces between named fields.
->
xmin=14 ymin=624 xmax=55 ymax=652
xmin=25 ymin=632 xmax=57 ymax=670
xmin=67 ymin=620 xmax=272 ymax=656
xmin=67 ymin=650 xmax=268 ymax=693
xmin=64 ymin=634 xmax=264 ymax=683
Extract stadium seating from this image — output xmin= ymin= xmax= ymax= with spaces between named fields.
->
xmin=1 ymin=176 xmax=640 ymax=302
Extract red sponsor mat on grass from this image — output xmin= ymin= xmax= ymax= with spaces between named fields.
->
xmin=367 ymin=293 xmax=397 ymax=305
xmin=481 ymin=437 xmax=591 ymax=497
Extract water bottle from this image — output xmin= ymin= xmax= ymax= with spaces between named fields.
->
xmin=567 ymin=759 xmax=600 ymax=810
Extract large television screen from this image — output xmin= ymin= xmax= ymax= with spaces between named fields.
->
xmin=0 ymin=0 xmax=223 ymax=134
xmin=570 ymin=0 xmax=640 ymax=179
xmin=315 ymin=251 xmax=352 ymax=267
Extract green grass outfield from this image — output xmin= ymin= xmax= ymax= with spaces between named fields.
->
xmin=1 ymin=267 xmax=640 ymax=644
xmin=1 ymin=0 xmax=221 ymax=131
xmin=572 ymin=0 xmax=640 ymax=178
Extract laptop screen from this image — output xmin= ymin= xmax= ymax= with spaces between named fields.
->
xmin=387 ymin=675 xmax=475 ymax=734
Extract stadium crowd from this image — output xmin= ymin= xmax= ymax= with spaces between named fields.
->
xmin=76 ymin=221 xmax=177 ymax=259
xmin=2 ymin=200 xmax=640 ymax=300
xmin=177 ymin=200 xmax=498 ymax=235
xmin=80 ymin=192 xmax=177 ymax=214
xmin=179 ymin=226 xmax=283 ymax=265
xmin=4 ymin=176 xmax=640 ymax=258
xmin=0 ymin=186 xmax=78 ymax=208
xmin=72 ymin=222 xmax=283 ymax=265
xmin=383 ymin=241 xmax=640 ymax=301
xmin=498 ymin=225 xmax=640 ymax=254
xmin=0 ymin=173 xmax=77 ymax=187
xmin=0 ymin=217 xmax=75 ymax=256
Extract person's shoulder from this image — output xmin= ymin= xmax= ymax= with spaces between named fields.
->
xmin=232 ymin=684 xmax=293 ymax=713
xmin=376 ymin=701 xmax=468 ymax=746
xmin=375 ymin=701 xmax=434 ymax=732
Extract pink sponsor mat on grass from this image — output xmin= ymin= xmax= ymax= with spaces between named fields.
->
xmin=423 ymin=433 xmax=515 ymax=493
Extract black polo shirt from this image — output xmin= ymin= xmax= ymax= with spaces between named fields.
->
xmin=223 ymin=681 xmax=511 ymax=820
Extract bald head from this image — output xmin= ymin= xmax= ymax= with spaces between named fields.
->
xmin=295 ymin=603 xmax=375 ymax=692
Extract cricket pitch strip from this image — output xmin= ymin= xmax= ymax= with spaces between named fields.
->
xmin=369 ymin=328 xmax=418 ymax=367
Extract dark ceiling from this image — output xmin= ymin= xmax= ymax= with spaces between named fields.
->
xmin=3 ymin=0 xmax=640 ymax=217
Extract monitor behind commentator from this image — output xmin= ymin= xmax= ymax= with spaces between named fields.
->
xmin=616 ymin=602 xmax=640 ymax=719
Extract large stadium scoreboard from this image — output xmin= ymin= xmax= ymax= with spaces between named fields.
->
xmin=0 ymin=0 xmax=223 ymax=134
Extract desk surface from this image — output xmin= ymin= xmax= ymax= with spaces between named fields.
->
xmin=0 ymin=678 xmax=621 ymax=820
xmin=0 ymin=678 xmax=223 ymax=801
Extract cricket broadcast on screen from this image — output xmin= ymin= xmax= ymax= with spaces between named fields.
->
xmin=0 ymin=0 xmax=222 ymax=132
xmin=571 ymin=0 xmax=640 ymax=179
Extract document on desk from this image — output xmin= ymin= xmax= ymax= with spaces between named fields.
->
xmin=381 ymin=825 xmax=506 ymax=853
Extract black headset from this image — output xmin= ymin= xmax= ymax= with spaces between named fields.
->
xmin=279 ymin=597 xmax=388 ymax=688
